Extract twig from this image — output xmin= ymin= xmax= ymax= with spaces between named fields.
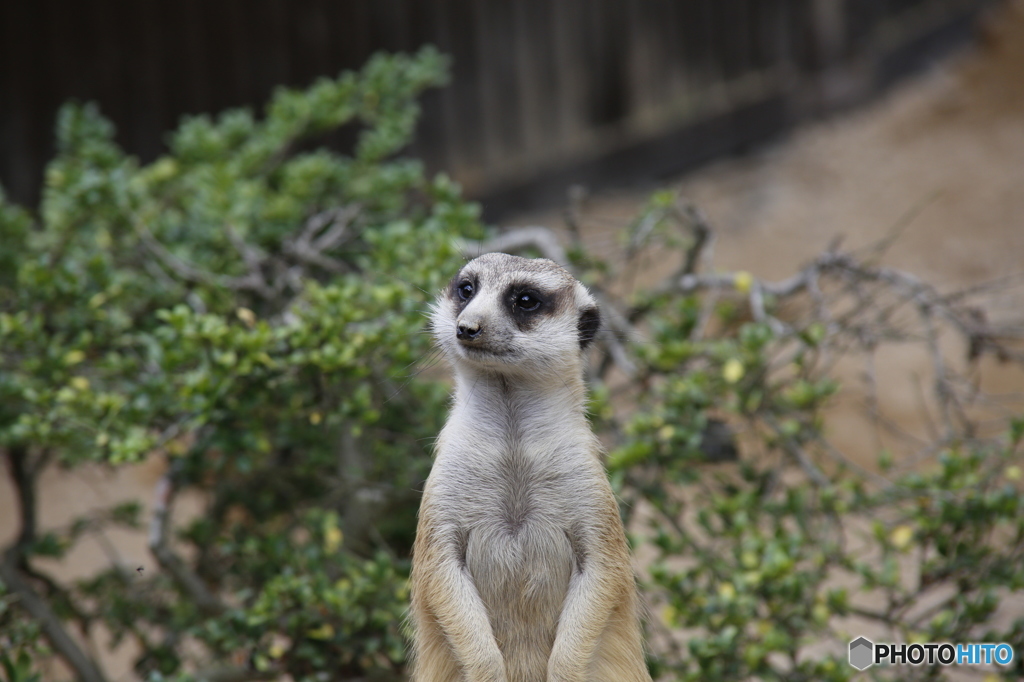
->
xmin=312 ymin=206 xmax=360 ymax=252
xmin=591 ymin=293 xmax=639 ymax=379
xmin=225 ymin=224 xmax=272 ymax=297
xmin=134 ymin=220 xmax=232 ymax=288
xmin=0 ymin=557 xmax=109 ymax=682
xmin=136 ymin=205 xmax=362 ymax=303
xmin=147 ymin=468 xmax=224 ymax=615
xmin=2 ymin=445 xmax=108 ymax=682
xmin=763 ymin=416 xmax=830 ymax=487
xmin=284 ymin=206 xmax=360 ymax=274
xmin=6 ymin=445 xmax=36 ymax=554
xmin=671 ymin=199 xmax=712 ymax=277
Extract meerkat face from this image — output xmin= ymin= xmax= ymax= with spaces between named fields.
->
xmin=431 ymin=253 xmax=600 ymax=376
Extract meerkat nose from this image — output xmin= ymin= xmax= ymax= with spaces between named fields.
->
xmin=457 ymin=320 xmax=483 ymax=340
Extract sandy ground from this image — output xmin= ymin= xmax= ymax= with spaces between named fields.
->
xmin=2 ymin=2 xmax=1023 ymax=678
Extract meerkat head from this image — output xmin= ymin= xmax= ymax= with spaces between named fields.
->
xmin=431 ymin=253 xmax=601 ymax=378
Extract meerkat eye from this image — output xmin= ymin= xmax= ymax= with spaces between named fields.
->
xmin=515 ymin=292 xmax=542 ymax=312
xmin=457 ymin=281 xmax=474 ymax=301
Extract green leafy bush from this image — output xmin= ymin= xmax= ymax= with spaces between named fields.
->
xmin=592 ymin=196 xmax=1024 ymax=681
xmin=2 ymin=48 xmax=1022 ymax=682
xmin=0 ymin=47 xmax=474 ymax=682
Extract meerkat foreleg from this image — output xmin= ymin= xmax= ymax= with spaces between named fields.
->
xmin=414 ymin=534 xmax=507 ymax=682
xmin=546 ymin=554 xmax=624 ymax=681
xmin=546 ymin=508 xmax=647 ymax=682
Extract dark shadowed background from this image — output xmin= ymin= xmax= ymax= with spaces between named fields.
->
xmin=0 ymin=0 xmax=995 ymax=218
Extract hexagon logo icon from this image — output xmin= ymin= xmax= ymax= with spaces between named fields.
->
xmin=849 ymin=637 xmax=874 ymax=670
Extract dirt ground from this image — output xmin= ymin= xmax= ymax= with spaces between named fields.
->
xmin=2 ymin=2 xmax=1023 ymax=678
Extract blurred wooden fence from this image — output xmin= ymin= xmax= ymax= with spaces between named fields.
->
xmin=0 ymin=0 xmax=994 ymax=217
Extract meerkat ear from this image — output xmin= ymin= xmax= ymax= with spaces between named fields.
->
xmin=578 ymin=306 xmax=601 ymax=349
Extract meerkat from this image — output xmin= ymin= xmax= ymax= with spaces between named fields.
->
xmin=409 ymin=253 xmax=651 ymax=682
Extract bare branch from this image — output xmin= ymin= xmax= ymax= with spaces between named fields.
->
xmin=135 ymin=205 xmax=362 ymax=303
xmin=0 ymin=557 xmax=109 ymax=682
xmin=763 ymin=416 xmax=830 ymax=487
xmin=225 ymin=223 xmax=272 ymax=297
xmin=312 ymin=205 xmax=360 ymax=252
xmin=459 ymin=226 xmax=569 ymax=265
xmin=134 ymin=220 xmax=228 ymax=287
xmin=147 ymin=470 xmax=224 ymax=615
xmin=2 ymin=445 xmax=108 ymax=682
xmin=5 ymin=445 xmax=37 ymax=554
xmin=284 ymin=206 xmax=360 ymax=273
xmin=670 ymin=199 xmax=712 ymax=277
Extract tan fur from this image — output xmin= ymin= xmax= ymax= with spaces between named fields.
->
xmin=410 ymin=254 xmax=651 ymax=682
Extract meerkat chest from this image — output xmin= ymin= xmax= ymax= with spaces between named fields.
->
xmin=429 ymin=405 xmax=602 ymax=612
xmin=441 ymin=440 xmax=592 ymax=533
xmin=455 ymin=445 xmax=582 ymax=639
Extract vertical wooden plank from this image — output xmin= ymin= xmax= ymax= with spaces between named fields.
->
xmin=473 ymin=0 xmax=520 ymax=168
xmin=424 ymin=0 xmax=461 ymax=175
xmin=528 ymin=0 xmax=563 ymax=152
xmin=196 ymin=2 xmax=236 ymax=114
xmin=245 ymin=0 xmax=291 ymax=106
xmin=737 ymin=0 xmax=756 ymax=79
xmin=592 ymin=0 xmax=629 ymax=127
xmin=512 ymin=0 xmax=545 ymax=155
xmin=222 ymin=0 xmax=255 ymax=106
xmin=700 ymin=0 xmax=723 ymax=96
xmin=445 ymin=0 xmax=486 ymax=183
xmin=551 ymin=0 xmax=585 ymax=149
xmin=308 ymin=0 xmax=369 ymax=161
xmin=369 ymin=0 xmax=410 ymax=53
xmin=625 ymin=0 xmax=662 ymax=128
xmin=753 ymin=0 xmax=776 ymax=77
xmin=810 ymin=0 xmax=848 ymax=69
xmin=330 ymin=0 xmax=371 ymax=75
xmin=40 ymin=0 xmax=75 ymax=158
xmin=0 ymin=0 xmax=14 ymax=198
xmin=293 ymin=0 xmax=332 ymax=83
xmin=672 ymin=0 xmax=701 ymax=111
xmin=160 ymin=0 xmax=210 ymax=116
xmin=661 ymin=0 xmax=683 ymax=108
xmin=407 ymin=0 xmax=448 ymax=170
xmin=121 ymin=0 xmax=165 ymax=161
xmin=2 ymin=0 xmax=39 ymax=203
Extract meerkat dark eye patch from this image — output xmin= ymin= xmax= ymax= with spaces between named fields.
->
xmin=578 ymin=306 xmax=600 ymax=349
xmin=505 ymin=284 xmax=556 ymax=330
xmin=450 ymin=273 xmax=478 ymax=307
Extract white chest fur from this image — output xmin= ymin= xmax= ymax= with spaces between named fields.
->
xmin=423 ymin=372 xmax=605 ymax=674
